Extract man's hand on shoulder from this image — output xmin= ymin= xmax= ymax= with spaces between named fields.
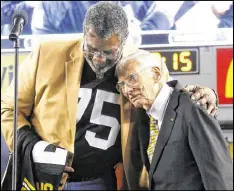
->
xmin=182 ymin=84 xmax=218 ymax=117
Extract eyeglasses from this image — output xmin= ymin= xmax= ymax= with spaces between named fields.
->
xmin=83 ymin=39 xmax=122 ymax=60
xmin=116 ymin=67 xmax=151 ymax=93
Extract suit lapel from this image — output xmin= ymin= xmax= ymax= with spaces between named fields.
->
xmin=120 ymin=96 xmax=139 ymax=189
xmin=121 ymin=104 xmax=151 ymax=189
xmin=137 ymin=109 xmax=150 ymax=171
xmin=120 ymin=95 xmax=133 ymax=161
xmin=65 ymin=40 xmax=84 ymax=130
xmin=148 ymin=88 xmax=181 ymax=189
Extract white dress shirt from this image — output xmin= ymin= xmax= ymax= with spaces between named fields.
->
xmin=146 ymin=83 xmax=173 ymax=130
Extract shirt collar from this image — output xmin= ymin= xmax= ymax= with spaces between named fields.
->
xmin=146 ymin=83 xmax=173 ymax=121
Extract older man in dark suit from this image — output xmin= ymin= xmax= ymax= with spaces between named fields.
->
xmin=116 ymin=50 xmax=233 ymax=190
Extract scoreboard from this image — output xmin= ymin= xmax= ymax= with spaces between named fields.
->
xmin=148 ymin=48 xmax=198 ymax=74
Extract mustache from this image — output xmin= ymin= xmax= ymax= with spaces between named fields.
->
xmin=93 ymin=62 xmax=108 ymax=69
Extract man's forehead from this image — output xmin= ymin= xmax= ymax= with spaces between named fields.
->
xmin=120 ymin=60 xmax=140 ymax=75
xmin=85 ymin=28 xmax=121 ymax=49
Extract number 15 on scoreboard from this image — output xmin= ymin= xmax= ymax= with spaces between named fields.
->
xmin=152 ymin=49 xmax=199 ymax=74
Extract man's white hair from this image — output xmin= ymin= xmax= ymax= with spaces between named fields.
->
xmin=116 ymin=49 xmax=170 ymax=82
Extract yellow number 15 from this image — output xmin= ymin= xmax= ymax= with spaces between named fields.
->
xmin=173 ymin=51 xmax=192 ymax=72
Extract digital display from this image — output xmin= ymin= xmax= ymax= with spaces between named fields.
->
xmin=147 ymin=48 xmax=199 ymax=74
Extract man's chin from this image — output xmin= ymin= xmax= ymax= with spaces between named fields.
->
xmin=94 ymin=63 xmax=107 ymax=70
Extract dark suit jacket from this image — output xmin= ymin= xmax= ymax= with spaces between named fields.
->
xmin=131 ymin=80 xmax=233 ymax=190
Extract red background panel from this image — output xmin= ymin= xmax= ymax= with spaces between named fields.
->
xmin=216 ymin=48 xmax=233 ymax=104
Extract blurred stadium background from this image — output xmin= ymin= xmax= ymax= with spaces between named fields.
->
xmin=1 ymin=1 xmax=233 ymax=181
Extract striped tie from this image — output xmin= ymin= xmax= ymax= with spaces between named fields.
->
xmin=147 ymin=116 xmax=159 ymax=163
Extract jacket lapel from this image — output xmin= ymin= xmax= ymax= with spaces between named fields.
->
xmin=120 ymin=42 xmax=139 ymax=159
xmin=121 ymin=101 xmax=150 ymax=190
xmin=148 ymin=107 xmax=177 ymax=187
xmin=137 ymin=109 xmax=150 ymax=171
xmin=148 ymin=82 xmax=182 ymax=189
xmin=120 ymin=95 xmax=133 ymax=161
xmin=65 ymin=40 xmax=84 ymax=130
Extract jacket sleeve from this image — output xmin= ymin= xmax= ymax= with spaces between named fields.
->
xmin=1 ymin=43 xmax=41 ymax=152
xmin=188 ymin=104 xmax=233 ymax=190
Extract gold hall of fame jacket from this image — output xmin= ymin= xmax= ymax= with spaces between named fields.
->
xmin=1 ymin=38 xmax=149 ymax=190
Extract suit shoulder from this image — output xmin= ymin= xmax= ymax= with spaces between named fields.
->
xmin=39 ymin=38 xmax=82 ymax=52
xmin=175 ymin=91 xmax=197 ymax=119
xmin=177 ymin=91 xmax=194 ymax=110
xmin=177 ymin=91 xmax=207 ymax=113
xmin=34 ymin=38 xmax=83 ymax=61
xmin=177 ymin=91 xmax=218 ymax=125
xmin=32 ymin=38 xmax=83 ymax=70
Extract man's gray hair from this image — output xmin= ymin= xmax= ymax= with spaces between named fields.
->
xmin=83 ymin=1 xmax=129 ymax=43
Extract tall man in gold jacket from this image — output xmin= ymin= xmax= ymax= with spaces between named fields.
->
xmin=1 ymin=2 xmax=218 ymax=190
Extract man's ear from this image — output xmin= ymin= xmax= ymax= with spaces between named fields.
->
xmin=152 ymin=66 xmax=161 ymax=82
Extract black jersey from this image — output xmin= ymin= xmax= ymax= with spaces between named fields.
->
xmin=69 ymin=61 xmax=121 ymax=181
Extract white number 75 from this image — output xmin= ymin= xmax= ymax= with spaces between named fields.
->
xmin=76 ymin=88 xmax=120 ymax=150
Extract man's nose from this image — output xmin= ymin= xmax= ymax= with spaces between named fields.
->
xmin=92 ymin=54 xmax=106 ymax=63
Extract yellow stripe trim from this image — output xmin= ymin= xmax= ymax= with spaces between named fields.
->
xmin=23 ymin=178 xmax=36 ymax=190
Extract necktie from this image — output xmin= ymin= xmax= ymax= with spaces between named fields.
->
xmin=147 ymin=116 xmax=159 ymax=163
